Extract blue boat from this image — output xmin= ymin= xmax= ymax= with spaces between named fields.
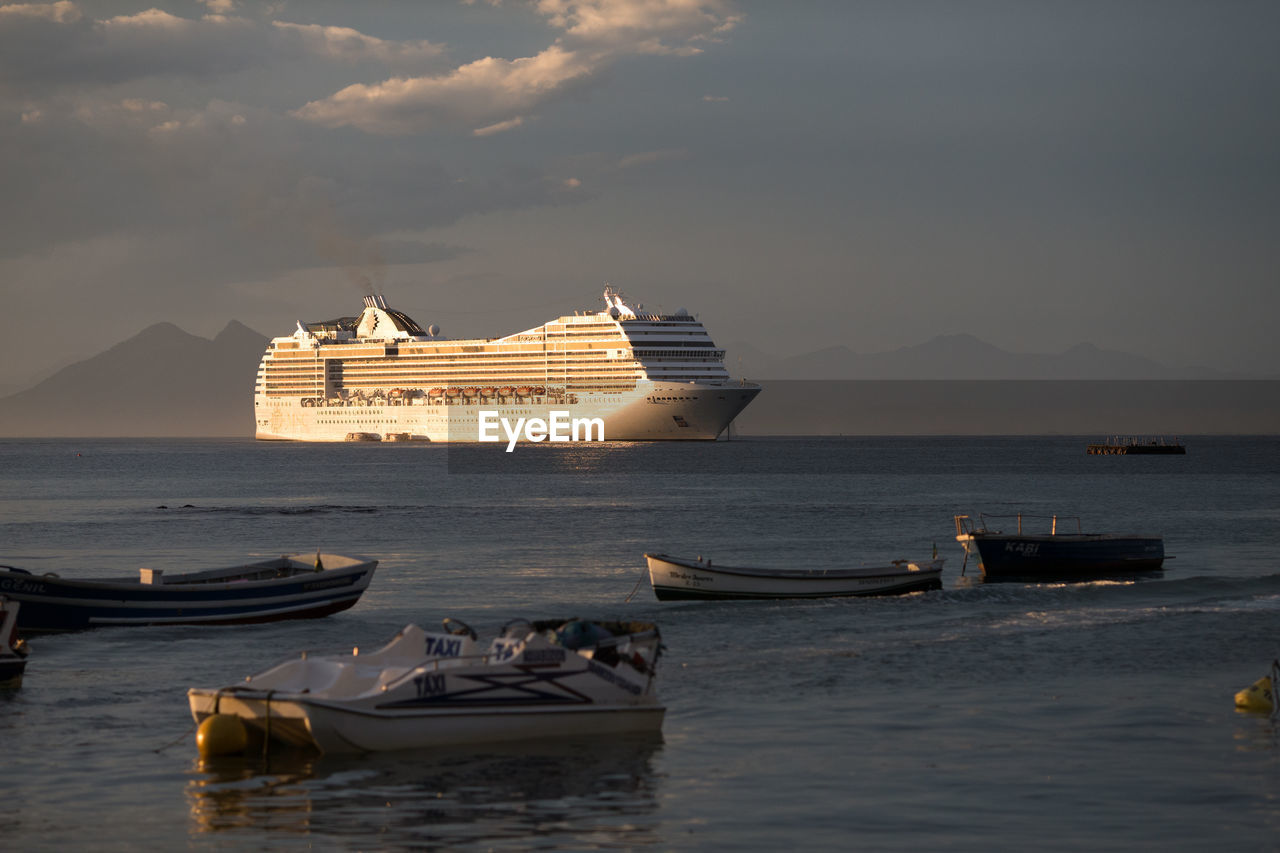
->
xmin=954 ymin=514 xmax=1164 ymax=581
xmin=0 ymin=553 xmax=377 ymax=634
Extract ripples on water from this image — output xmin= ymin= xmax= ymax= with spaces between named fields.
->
xmin=2 ymin=436 xmax=1280 ymax=850
xmin=186 ymin=735 xmax=665 ymax=848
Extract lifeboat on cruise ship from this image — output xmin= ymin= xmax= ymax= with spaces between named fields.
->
xmin=498 ymin=386 xmax=515 ymax=397
xmin=532 ymin=386 xmax=546 ymax=396
xmin=463 ymin=386 xmax=481 ymax=397
xmin=445 ymin=388 xmax=461 ymax=398
xmin=427 ymin=388 xmax=444 ymax=397
xmin=389 ymin=389 xmax=403 ymax=398
xmin=515 ymin=386 xmax=532 ymax=396
xmin=480 ymin=387 xmax=496 ymax=397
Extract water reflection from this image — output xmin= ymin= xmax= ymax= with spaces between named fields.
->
xmin=187 ymin=733 xmax=664 ymax=847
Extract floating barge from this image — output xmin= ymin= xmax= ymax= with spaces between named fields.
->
xmin=1087 ymin=436 xmax=1185 ymax=455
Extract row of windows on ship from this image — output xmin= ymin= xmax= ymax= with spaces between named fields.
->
xmin=310 ymin=411 xmax=543 ymax=424
xmin=288 ymin=388 xmax=587 ymax=407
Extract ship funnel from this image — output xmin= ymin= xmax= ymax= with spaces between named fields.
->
xmin=362 ymin=294 xmax=389 ymax=310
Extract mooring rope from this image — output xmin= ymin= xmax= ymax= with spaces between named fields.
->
xmin=153 ymin=719 xmax=199 ymax=753
xmin=623 ymin=564 xmax=647 ymax=603
xmin=262 ymin=691 xmax=274 ymax=758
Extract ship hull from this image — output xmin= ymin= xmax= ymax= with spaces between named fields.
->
xmin=256 ymin=381 xmax=759 ymax=442
xmin=958 ymin=534 xmax=1165 ymax=581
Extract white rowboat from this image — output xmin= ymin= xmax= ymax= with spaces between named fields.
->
xmin=644 ymin=553 xmax=944 ymax=600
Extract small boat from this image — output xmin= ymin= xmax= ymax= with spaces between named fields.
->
xmin=188 ymin=617 xmax=664 ymax=755
xmin=344 ymin=432 xmax=381 ymax=441
xmin=0 ymin=597 xmax=29 ymax=688
xmin=954 ymin=513 xmax=1164 ymax=581
xmin=643 ymin=553 xmax=944 ymax=600
xmin=1087 ymin=436 xmax=1186 ymax=455
xmin=0 ymin=553 xmax=378 ymax=634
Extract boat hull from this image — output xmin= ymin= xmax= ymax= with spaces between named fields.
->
xmin=0 ymin=555 xmax=377 ymax=633
xmin=189 ymin=691 xmax=664 ymax=754
xmin=958 ymin=534 xmax=1164 ymax=580
xmin=0 ymin=657 xmax=25 ymax=688
xmin=256 ymin=381 xmax=760 ymax=442
xmin=644 ymin=554 xmax=944 ymax=600
xmin=0 ymin=598 xmax=26 ymax=688
xmin=189 ymin=619 xmax=665 ymax=755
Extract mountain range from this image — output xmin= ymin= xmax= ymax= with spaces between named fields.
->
xmin=0 ymin=321 xmax=267 ymax=437
xmin=727 ymin=334 xmax=1245 ymax=381
xmin=0 ymin=322 xmax=1263 ymax=437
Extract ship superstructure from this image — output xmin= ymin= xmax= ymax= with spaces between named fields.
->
xmin=255 ymin=288 xmax=760 ymax=442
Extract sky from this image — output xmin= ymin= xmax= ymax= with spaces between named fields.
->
xmin=2 ymin=0 xmax=1278 ymax=392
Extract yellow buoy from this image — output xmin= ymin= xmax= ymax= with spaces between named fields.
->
xmin=196 ymin=714 xmax=248 ymax=757
xmin=1234 ymin=676 xmax=1274 ymax=714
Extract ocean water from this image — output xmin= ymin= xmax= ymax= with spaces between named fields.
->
xmin=1 ymin=435 xmax=1279 ymax=850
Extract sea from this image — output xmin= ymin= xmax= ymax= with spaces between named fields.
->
xmin=1 ymin=435 xmax=1278 ymax=851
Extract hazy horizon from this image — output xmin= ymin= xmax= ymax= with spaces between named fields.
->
xmin=3 ymin=1 xmax=1279 ymax=392
xmin=2 ymin=313 xmax=1270 ymax=401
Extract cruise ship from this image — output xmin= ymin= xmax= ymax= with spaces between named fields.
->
xmin=255 ymin=287 xmax=761 ymax=442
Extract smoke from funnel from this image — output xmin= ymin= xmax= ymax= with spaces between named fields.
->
xmin=292 ymin=177 xmax=385 ymax=296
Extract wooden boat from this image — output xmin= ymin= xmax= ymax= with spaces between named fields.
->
xmin=954 ymin=513 xmax=1164 ymax=581
xmin=188 ymin=617 xmax=664 ymax=755
xmin=0 ymin=553 xmax=377 ymax=634
xmin=0 ymin=597 xmax=29 ymax=688
xmin=644 ymin=553 xmax=944 ymax=600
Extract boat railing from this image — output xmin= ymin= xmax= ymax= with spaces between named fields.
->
xmin=956 ymin=513 xmax=1083 ymax=537
xmin=240 ymin=626 xmax=662 ymax=694
xmin=377 ymin=629 xmax=662 ymax=691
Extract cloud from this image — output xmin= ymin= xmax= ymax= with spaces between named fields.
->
xmin=270 ymin=21 xmax=443 ymax=66
xmin=293 ymin=44 xmax=595 ymax=135
xmin=0 ymin=4 xmax=443 ymax=93
xmin=292 ymin=0 xmax=739 ymax=135
xmin=540 ymin=0 xmax=741 ymax=54
xmin=0 ymin=1 xmax=80 ymax=23
xmin=0 ymin=4 xmax=258 ymax=88
xmin=473 ymin=115 xmax=527 ymax=136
